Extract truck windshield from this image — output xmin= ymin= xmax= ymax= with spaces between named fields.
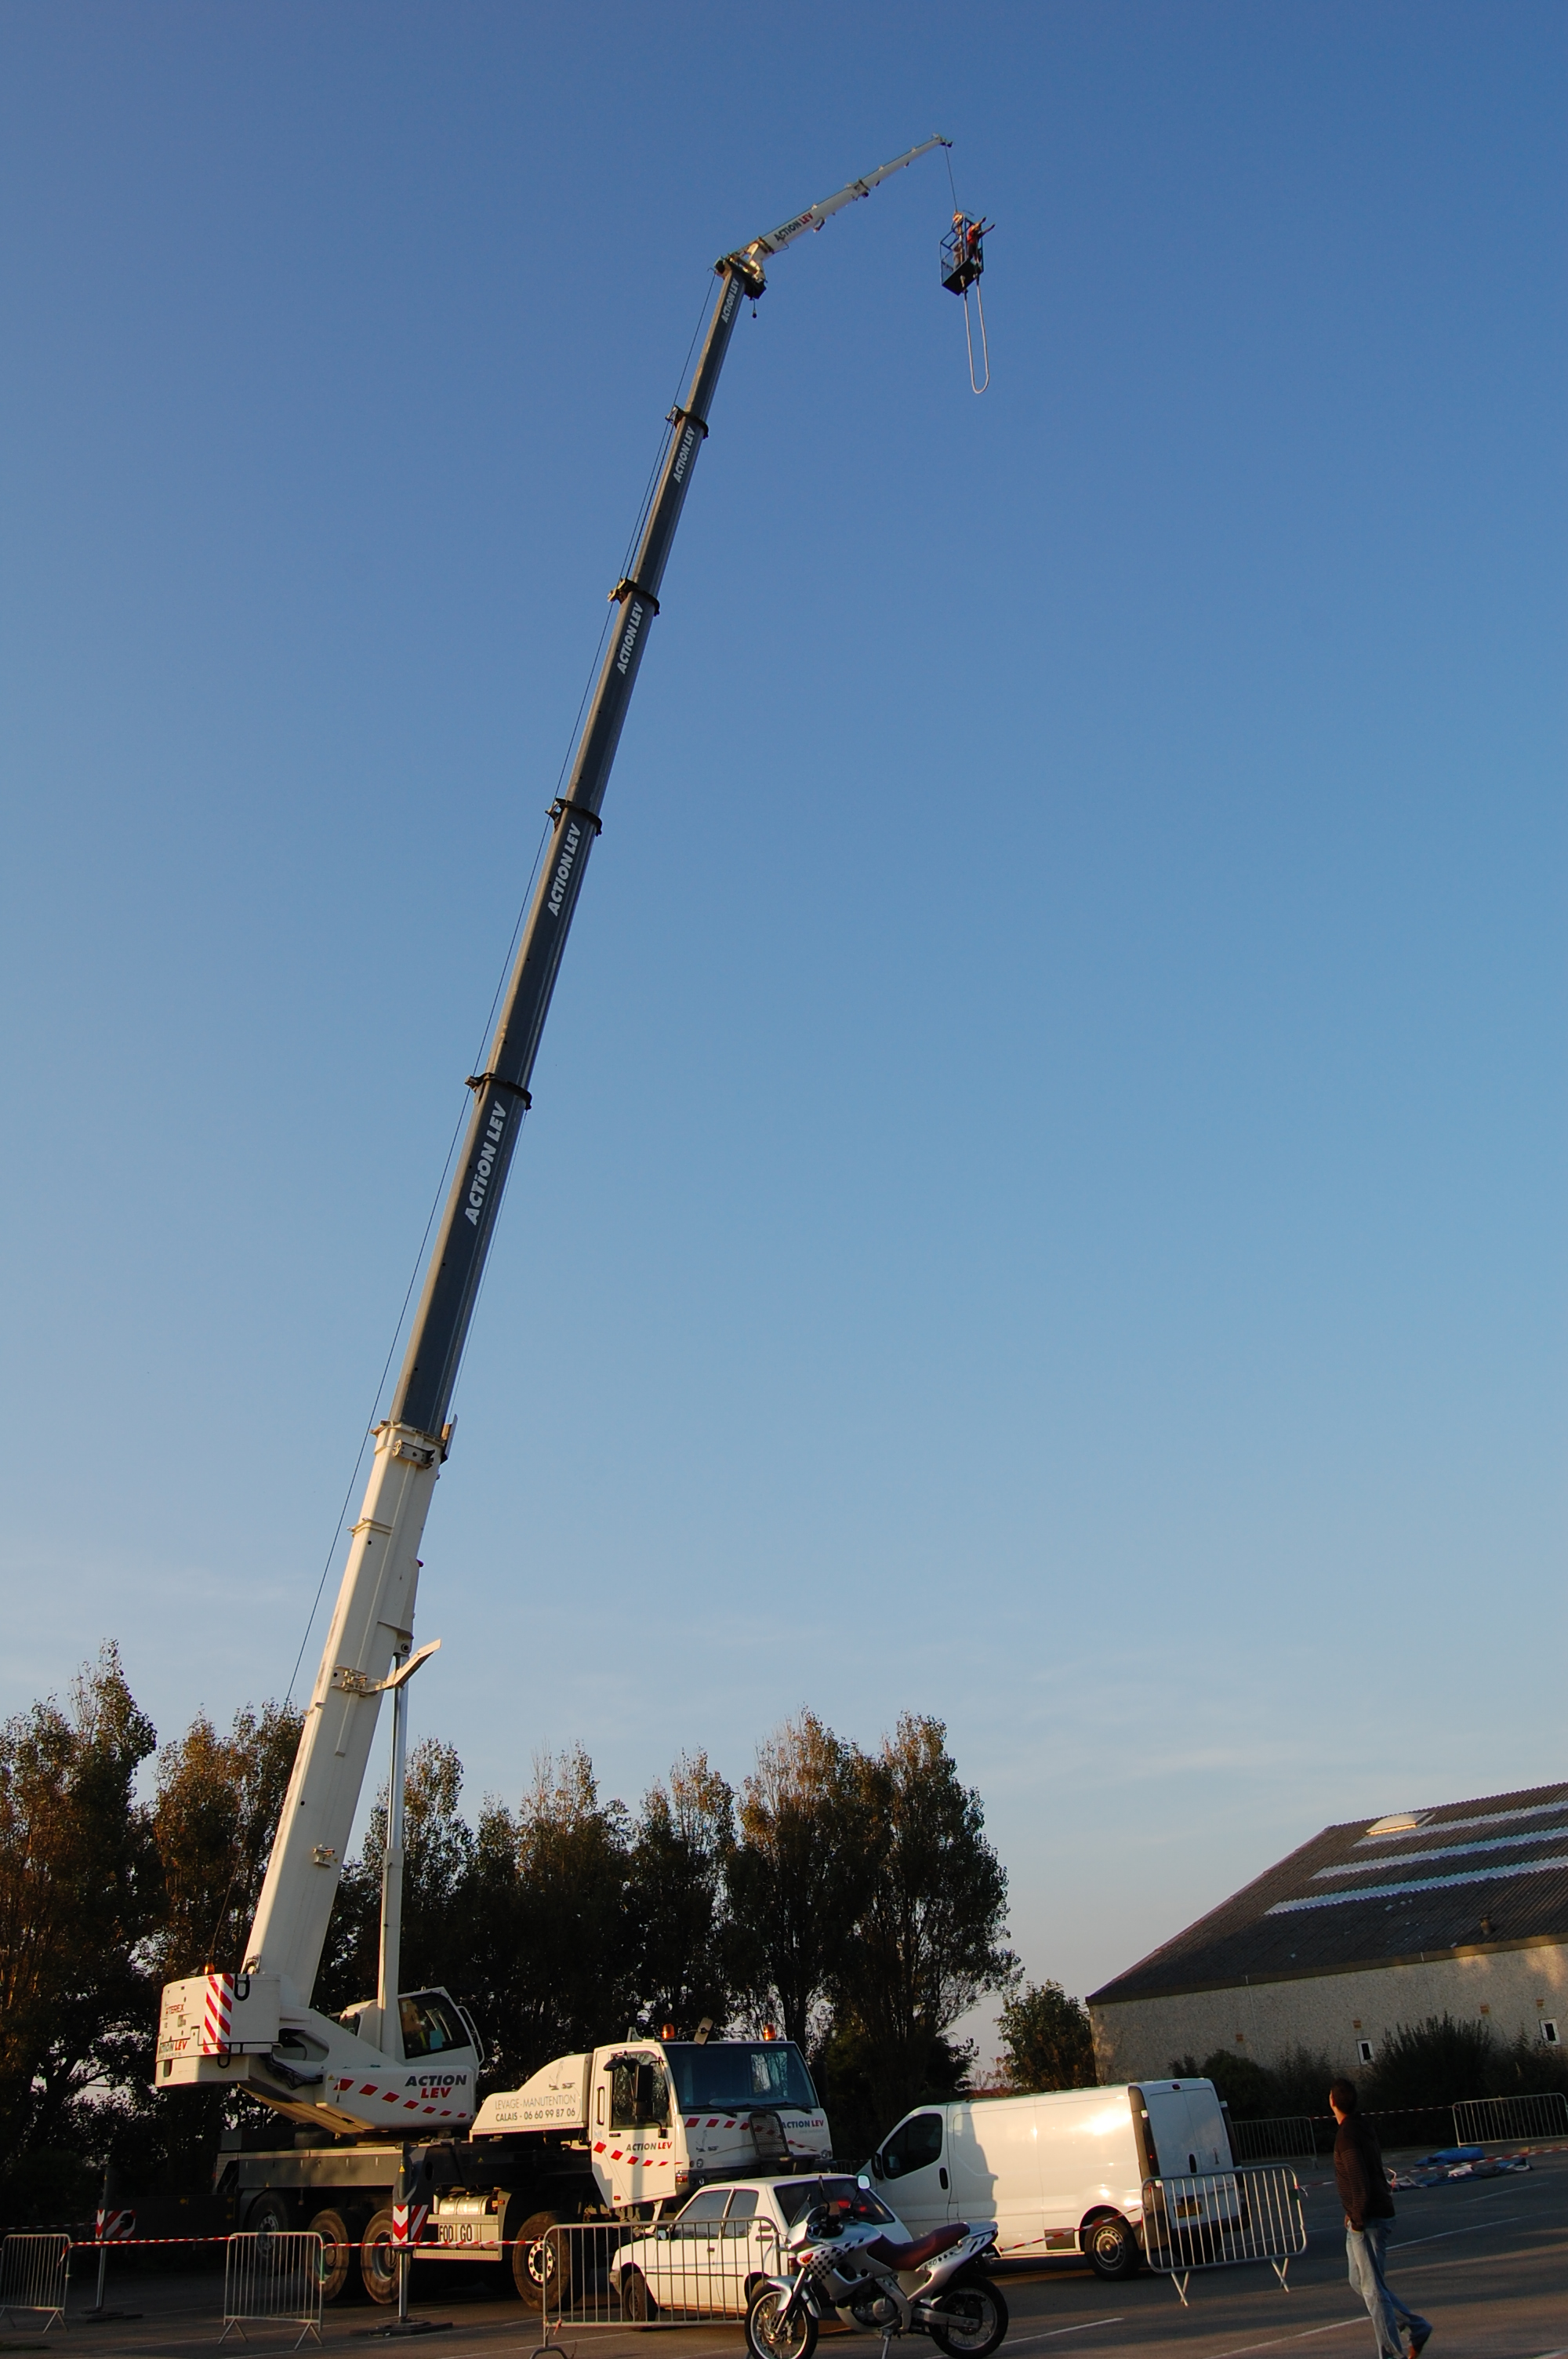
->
xmin=664 ymin=2042 xmax=818 ymax=2111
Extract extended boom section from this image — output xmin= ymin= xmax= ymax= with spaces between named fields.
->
xmin=241 ymin=267 xmax=751 ymax=2012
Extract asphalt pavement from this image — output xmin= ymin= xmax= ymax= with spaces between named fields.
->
xmin=13 ymin=2149 xmax=1564 ymax=2359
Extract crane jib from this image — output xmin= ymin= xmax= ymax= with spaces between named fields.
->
xmin=387 ymin=267 xmax=749 ymax=1442
xmin=181 ymin=141 xmax=949 ymax=2026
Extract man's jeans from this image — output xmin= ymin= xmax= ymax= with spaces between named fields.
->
xmin=1346 ymin=2223 xmax=1429 ymax=2357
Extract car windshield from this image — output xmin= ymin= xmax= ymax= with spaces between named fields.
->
xmin=774 ymin=2178 xmax=896 ymax=2229
xmin=664 ymin=2042 xmax=818 ymax=2111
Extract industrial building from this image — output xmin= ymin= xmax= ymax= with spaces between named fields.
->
xmin=1087 ymin=1779 xmax=1568 ymax=2082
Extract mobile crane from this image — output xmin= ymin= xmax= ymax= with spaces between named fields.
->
xmin=154 ymin=137 xmax=960 ymax=2300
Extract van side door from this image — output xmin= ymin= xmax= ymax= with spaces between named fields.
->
xmin=946 ymin=2099 xmax=1044 ymax=2258
xmin=875 ymin=2110 xmax=947 ymax=2233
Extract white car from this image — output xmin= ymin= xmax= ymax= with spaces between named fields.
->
xmin=615 ymin=2175 xmax=910 ymax=2321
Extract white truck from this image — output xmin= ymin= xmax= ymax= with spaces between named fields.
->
xmin=869 ymin=2078 xmax=1233 ymax=2281
xmin=216 ymin=2034 xmax=829 ymax=2303
xmin=154 ymin=138 xmax=953 ymax=2306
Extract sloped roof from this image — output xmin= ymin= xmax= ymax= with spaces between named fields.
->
xmin=1088 ymin=1779 xmax=1568 ymax=2005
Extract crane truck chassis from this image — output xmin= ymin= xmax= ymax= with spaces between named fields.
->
xmin=153 ymin=136 xmax=964 ymax=2307
xmin=218 ymin=2036 xmax=829 ymax=2303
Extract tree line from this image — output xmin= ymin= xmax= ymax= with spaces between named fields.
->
xmin=1 ymin=1646 xmax=1096 ymax=2225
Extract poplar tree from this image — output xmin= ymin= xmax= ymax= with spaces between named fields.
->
xmin=0 ymin=1647 xmax=159 ymax=2218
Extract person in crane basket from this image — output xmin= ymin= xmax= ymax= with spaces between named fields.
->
xmin=941 ymin=210 xmax=992 ymax=293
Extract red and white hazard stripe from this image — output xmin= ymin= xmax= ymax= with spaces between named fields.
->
xmin=390 ymin=2201 xmax=430 ymax=2249
xmin=94 ymin=2208 xmax=136 ymax=2243
xmin=199 ymin=1972 xmax=234 ymax=2056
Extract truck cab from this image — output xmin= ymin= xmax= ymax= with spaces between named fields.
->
xmin=470 ymin=2035 xmax=829 ymax=2214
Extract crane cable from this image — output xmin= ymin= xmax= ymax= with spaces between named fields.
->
xmin=944 ymin=142 xmax=990 ymax=395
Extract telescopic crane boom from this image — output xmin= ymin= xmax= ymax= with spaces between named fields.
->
xmin=156 ymin=136 xmax=951 ymax=2135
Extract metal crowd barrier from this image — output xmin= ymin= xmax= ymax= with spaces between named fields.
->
xmin=0 ymin=2232 xmax=71 ymax=2332
xmin=1228 ymin=2115 xmax=1318 ymax=2164
xmin=535 ymin=2214 xmax=782 ymax=2338
xmin=1452 ymin=2091 xmax=1568 ymax=2146
xmin=220 ymin=2229 xmax=325 ymax=2348
xmin=1141 ymin=2165 xmax=1305 ymax=2306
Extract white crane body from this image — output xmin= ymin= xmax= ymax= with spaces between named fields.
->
xmin=153 ymin=137 xmax=958 ymax=2295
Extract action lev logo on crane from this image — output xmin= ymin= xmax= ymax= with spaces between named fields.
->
xmin=613 ymin=599 xmax=646 ymax=678
xmin=464 ymin=1099 xmax=509 ymax=1227
xmin=671 ymin=424 xmax=699 ymax=486
xmin=547 ymin=817 xmax=583 ymax=914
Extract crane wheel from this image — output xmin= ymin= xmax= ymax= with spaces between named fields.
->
xmin=510 ymin=2209 xmax=571 ymax=2308
xmin=360 ymin=2208 xmax=399 ymax=2305
xmin=306 ymin=2208 xmax=358 ymax=2303
xmin=243 ymin=2193 xmax=293 ymax=2236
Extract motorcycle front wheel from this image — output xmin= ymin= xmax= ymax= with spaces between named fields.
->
xmin=930 ymin=2278 xmax=1010 ymax=2359
xmin=746 ymin=2284 xmax=818 ymax=2359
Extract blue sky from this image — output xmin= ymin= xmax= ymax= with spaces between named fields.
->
xmin=2 ymin=1 xmax=1563 ymax=2030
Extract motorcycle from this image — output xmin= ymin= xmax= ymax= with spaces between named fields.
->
xmin=745 ymin=2194 xmax=1008 ymax=2359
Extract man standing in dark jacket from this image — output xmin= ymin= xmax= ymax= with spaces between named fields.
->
xmin=1330 ymin=2079 xmax=1431 ymax=2357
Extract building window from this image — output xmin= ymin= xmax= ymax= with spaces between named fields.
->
xmin=1542 ymin=2020 xmax=1559 ymax=2047
xmin=1357 ymin=2040 xmax=1374 ymax=2064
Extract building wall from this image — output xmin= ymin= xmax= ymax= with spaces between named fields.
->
xmin=1090 ymin=1942 xmax=1568 ymax=2083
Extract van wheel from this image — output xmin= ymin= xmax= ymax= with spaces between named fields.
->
xmin=1083 ymin=2214 xmax=1140 ymax=2279
xmin=360 ymin=2208 xmax=399 ymax=2304
xmin=306 ymin=2208 xmax=357 ymax=2303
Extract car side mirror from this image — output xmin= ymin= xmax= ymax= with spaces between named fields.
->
xmin=869 ymin=2153 xmax=884 ymax=2179
xmin=655 ymin=2227 xmax=669 ymax=2242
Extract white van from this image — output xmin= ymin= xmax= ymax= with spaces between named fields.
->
xmin=867 ymin=2080 xmax=1232 ymax=2280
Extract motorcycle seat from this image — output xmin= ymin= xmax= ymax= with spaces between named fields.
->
xmin=861 ymin=2224 xmax=969 ymax=2270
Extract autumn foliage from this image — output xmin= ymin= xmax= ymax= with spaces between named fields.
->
xmin=0 ymin=1652 xmax=1014 ymax=2221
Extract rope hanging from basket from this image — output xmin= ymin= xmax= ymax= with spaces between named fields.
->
xmin=938 ymin=151 xmax=993 ymax=394
xmin=960 ymin=268 xmax=989 ymax=395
